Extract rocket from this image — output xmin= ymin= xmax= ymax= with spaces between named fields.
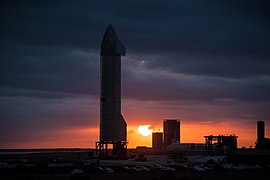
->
xmin=100 ymin=24 xmax=127 ymax=142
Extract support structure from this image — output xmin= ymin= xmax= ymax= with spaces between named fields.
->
xmin=96 ymin=141 xmax=127 ymax=159
xmin=96 ymin=24 xmax=127 ymax=159
xmin=205 ymin=135 xmax=238 ymax=155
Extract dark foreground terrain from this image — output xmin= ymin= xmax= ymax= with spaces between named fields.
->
xmin=1 ymin=170 xmax=270 ymax=180
xmin=1 ymin=149 xmax=270 ymax=180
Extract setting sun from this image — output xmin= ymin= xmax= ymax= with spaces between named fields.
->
xmin=138 ymin=125 xmax=152 ymax=136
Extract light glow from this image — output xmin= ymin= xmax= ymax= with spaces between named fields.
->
xmin=138 ymin=125 xmax=152 ymax=136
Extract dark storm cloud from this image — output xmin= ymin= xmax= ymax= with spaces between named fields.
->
xmin=0 ymin=95 xmax=99 ymax=143
xmin=1 ymin=0 xmax=270 ymax=52
xmin=0 ymin=45 xmax=99 ymax=95
xmin=135 ymin=53 xmax=270 ymax=78
xmin=0 ymin=0 xmax=269 ymax=100
xmin=0 ymin=95 xmax=99 ymax=128
xmin=0 ymin=0 xmax=270 ymax=148
xmin=0 ymin=0 xmax=101 ymax=49
xmin=0 ymin=0 xmax=269 ymax=149
xmin=122 ymin=58 xmax=270 ymax=102
xmin=118 ymin=0 xmax=270 ymax=56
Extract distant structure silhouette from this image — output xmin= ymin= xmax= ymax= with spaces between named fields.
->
xmin=204 ymin=135 xmax=238 ymax=155
xmin=152 ymin=132 xmax=163 ymax=152
xmin=96 ymin=24 xmax=127 ymax=159
xmin=257 ymin=120 xmax=265 ymax=150
xmin=163 ymin=119 xmax=180 ymax=149
xmin=256 ymin=120 xmax=270 ymax=150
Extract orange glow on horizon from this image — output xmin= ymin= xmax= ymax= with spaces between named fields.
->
xmin=127 ymin=125 xmax=153 ymax=148
xmin=1 ymin=121 xmax=267 ymax=149
xmin=180 ymin=122 xmax=256 ymax=148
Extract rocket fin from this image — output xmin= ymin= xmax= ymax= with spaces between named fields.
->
xmin=119 ymin=114 xmax=127 ymax=141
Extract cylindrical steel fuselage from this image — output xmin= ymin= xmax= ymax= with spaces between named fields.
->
xmin=100 ymin=55 xmax=121 ymax=141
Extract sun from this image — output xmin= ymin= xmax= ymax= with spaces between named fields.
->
xmin=138 ymin=125 xmax=152 ymax=136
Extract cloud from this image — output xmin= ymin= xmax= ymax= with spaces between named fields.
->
xmin=122 ymin=98 xmax=270 ymax=125
xmin=1 ymin=0 xmax=269 ymax=105
xmin=0 ymin=47 xmax=99 ymax=95
xmin=121 ymin=55 xmax=270 ymax=102
xmin=1 ymin=0 xmax=270 ymax=53
xmin=0 ymin=95 xmax=99 ymax=144
xmin=0 ymin=0 xmax=270 ymax=148
xmin=136 ymin=53 xmax=270 ymax=78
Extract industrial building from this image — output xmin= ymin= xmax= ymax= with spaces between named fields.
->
xmin=166 ymin=142 xmax=205 ymax=154
xmin=96 ymin=24 xmax=127 ymax=159
xmin=166 ymin=142 xmax=206 ymax=162
xmin=257 ymin=120 xmax=265 ymax=149
xmin=256 ymin=120 xmax=270 ymax=150
xmin=152 ymin=132 xmax=163 ymax=152
xmin=163 ymin=119 xmax=180 ymax=149
xmin=204 ymin=135 xmax=238 ymax=155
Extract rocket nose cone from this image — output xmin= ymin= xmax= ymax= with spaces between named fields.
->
xmin=103 ymin=24 xmax=117 ymax=39
xmin=106 ymin=24 xmax=116 ymax=33
xmin=101 ymin=24 xmax=117 ymax=48
xmin=100 ymin=24 xmax=126 ymax=56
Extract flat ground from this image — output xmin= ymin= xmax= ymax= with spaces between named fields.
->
xmin=1 ymin=170 xmax=270 ymax=180
xmin=1 ymin=150 xmax=270 ymax=180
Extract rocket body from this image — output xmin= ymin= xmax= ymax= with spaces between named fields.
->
xmin=100 ymin=25 xmax=127 ymax=142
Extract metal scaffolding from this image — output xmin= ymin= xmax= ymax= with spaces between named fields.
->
xmin=96 ymin=141 xmax=127 ymax=159
xmin=204 ymin=135 xmax=238 ymax=155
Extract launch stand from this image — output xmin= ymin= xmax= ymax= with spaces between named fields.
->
xmin=97 ymin=25 xmax=128 ymax=160
xmin=96 ymin=141 xmax=127 ymax=159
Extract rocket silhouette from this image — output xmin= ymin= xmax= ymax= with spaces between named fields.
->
xmin=100 ymin=24 xmax=127 ymax=142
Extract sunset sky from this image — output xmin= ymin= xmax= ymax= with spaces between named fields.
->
xmin=0 ymin=0 xmax=270 ymax=149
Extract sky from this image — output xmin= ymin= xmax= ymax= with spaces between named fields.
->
xmin=0 ymin=0 xmax=270 ymax=149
